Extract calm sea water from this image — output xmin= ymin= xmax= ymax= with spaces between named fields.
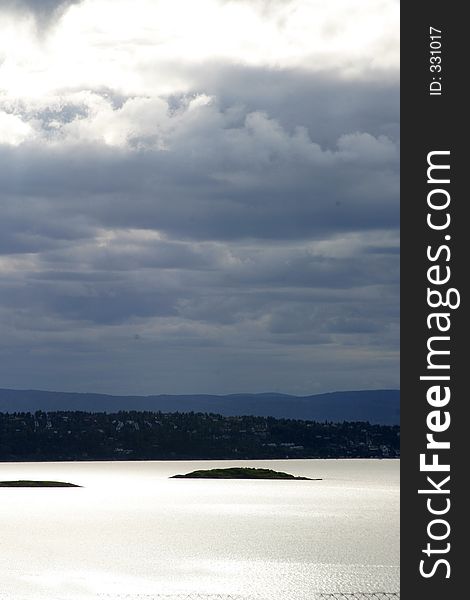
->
xmin=0 ymin=459 xmax=399 ymax=600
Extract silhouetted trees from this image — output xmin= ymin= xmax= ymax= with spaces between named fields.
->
xmin=0 ymin=410 xmax=400 ymax=461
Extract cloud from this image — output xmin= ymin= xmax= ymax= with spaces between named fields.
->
xmin=0 ymin=79 xmax=399 ymax=393
xmin=0 ymin=87 xmax=398 ymax=242
xmin=0 ymin=0 xmax=399 ymax=395
xmin=2 ymin=0 xmax=82 ymax=26
xmin=0 ymin=111 xmax=34 ymax=145
xmin=1 ymin=0 xmax=398 ymax=100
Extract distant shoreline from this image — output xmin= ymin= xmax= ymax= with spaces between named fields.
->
xmin=0 ymin=457 xmax=400 ymax=464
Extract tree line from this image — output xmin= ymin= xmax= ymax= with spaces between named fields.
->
xmin=0 ymin=410 xmax=400 ymax=461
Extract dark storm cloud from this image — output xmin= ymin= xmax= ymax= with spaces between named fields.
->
xmin=0 ymin=229 xmax=398 ymax=341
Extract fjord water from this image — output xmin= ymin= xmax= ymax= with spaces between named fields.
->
xmin=0 ymin=460 xmax=399 ymax=599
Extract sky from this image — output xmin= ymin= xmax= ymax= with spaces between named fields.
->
xmin=0 ymin=0 xmax=399 ymax=396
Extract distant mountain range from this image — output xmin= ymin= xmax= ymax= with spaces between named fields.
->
xmin=0 ymin=388 xmax=399 ymax=425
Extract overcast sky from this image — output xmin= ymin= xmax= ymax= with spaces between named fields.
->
xmin=0 ymin=0 xmax=399 ymax=395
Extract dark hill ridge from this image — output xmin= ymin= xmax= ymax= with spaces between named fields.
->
xmin=0 ymin=388 xmax=399 ymax=425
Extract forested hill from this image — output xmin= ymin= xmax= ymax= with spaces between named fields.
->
xmin=0 ymin=411 xmax=400 ymax=461
xmin=0 ymin=389 xmax=399 ymax=425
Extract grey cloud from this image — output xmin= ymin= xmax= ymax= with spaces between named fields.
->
xmin=0 ymin=231 xmax=61 ymax=255
xmin=267 ymin=306 xmax=384 ymax=336
xmin=31 ymin=271 xmax=124 ymax=283
xmin=219 ymin=249 xmax=399 ymax=289
xmin=2 ymin=0 xmax=83 ymax=26
xmin=0 ymin=97 xmax=398 ymax=243
xmin=183 ymin=64 xmax=399 ymax=147
xmin=0 ymin=275 xmax=179 ymax=325
xmin=49 ymin=288 xmax=178 ymax=325
xmin=0 ymin=232 xmax=399 ymax=337
xmin=326 ymin=317 xmax=384 ymax=334
xmin=0 ymin=62 xmax=399 ymax=394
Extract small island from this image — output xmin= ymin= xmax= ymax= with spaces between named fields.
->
xmin=0 ymin=480 xmax=81 ymax=488
xmin=171 ymin=467 xmax=319 ymax=480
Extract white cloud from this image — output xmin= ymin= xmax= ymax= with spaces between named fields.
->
xmin=1 ymin=0 xmax=399 ymax=102
xmin=0 ymin=110 xmax=34 ymax=145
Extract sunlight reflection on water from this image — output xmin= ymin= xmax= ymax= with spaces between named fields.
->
xmin=0 ymin=460 xmax=399 ymax=600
